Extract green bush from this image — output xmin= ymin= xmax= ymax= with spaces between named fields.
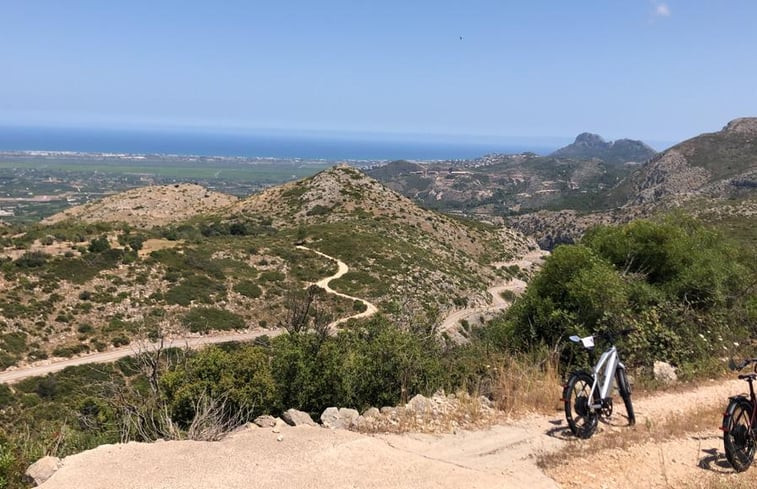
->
xmin=181 ymin=307 xmax=245 ymax=333
xmin=165 ymin=275 xmax=226 ymax=306
xmin=271 ymin=318 xmax=445 ymax=414
xmin=161 ymin=345 xmax=277 ymax=426
xmin=233 ymin=280 xmax=262 ymax=299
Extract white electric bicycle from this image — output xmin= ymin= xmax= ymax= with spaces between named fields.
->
xmin=563 ymin=329 xmax=636 ymax=438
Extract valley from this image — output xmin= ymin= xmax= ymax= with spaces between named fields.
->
xmin=0 ymin=118 xmax=755 ymax=489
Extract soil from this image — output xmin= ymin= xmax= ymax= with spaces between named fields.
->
xmin=37 ymin=376 xmax=757 ymax=488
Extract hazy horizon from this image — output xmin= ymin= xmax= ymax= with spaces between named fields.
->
xmin=3 ymin=2 xmax=756 ymax=145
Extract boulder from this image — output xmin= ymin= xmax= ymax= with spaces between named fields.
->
xmin=282 ymin=409 xmax=316 ymax=427
xmin=406 ymin=394 xmax=433 ymax=413
xmin=362 ymin=407 xmax=380 ymax=419
xmin=253 ymin=415 xmax=278 ymax=428
xmin=653 ymin=361 xmax=678 ymax=384
xmin=25 ymin=456 xmax=61 ymax=486
xmin=321 ymin=407 xmax=360 ymax=430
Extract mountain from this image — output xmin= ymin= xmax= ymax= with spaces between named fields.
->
xmin=550 ymin=133 xmax=658 ymax=165
xmin=509 ymin=118 xmax=757 ymax=248
xmin=367 ymin=154 xmax=634 ymax=216
xmin=0 ymin=165 xmax=535 ymax=368
xmin=612 ymin=117 xmax=757 ymax=206
xmin=42 ymin=183 xmax=238 ymax=228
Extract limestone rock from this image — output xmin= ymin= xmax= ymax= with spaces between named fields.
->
xmin=282 ymin=409 xmax=316 ymax=427
xmin=253 ymin=415 xmax=278 ymax=428
xmin=653 ymin=361 xmax=678 ymax=384
xmin=321 ymin=407 xmax=360 ymax=430
xmin=25 ymin=456 xmax=61 ymax=486
xmin=406 ymin=394 xmax=433 ymax=413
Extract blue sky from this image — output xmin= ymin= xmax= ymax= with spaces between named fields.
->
xmin=1 ymin=1 xmax=756 ymax=144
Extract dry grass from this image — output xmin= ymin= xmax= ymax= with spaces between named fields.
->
xmin=491 ymin=349 xmax=562 ymax=415
xmin=538 ymin=403 xmax=723 ymax=469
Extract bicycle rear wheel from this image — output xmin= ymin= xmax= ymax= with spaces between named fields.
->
xmin=616 ymin=367 xmax=635 ymax=426
xmin=564 ymin=371 xmax=598 ymax=439
xmin=723 ymin=398 xmax=756 ymax=472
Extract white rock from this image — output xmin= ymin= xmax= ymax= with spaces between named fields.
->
xmin=25 ymin=456 xmax=61 ymax=486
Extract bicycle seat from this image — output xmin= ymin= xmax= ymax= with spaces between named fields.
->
xmin=738 ymin=373 xmax=757 ymax=381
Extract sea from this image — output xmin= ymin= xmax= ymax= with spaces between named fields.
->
xmin=0 ymin=126 xmax=560 ymax=161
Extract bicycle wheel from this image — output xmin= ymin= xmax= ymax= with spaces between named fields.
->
xmin=723 ymin=398 xmax=756 ymax=472
xmin=616 ymin=367 xmax=635 ymax=426
xmin=564 ymin=371 xmax=598 ymax=439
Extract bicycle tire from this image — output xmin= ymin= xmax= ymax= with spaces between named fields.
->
xmin=616 ymin=367 xmax=635 ymax=426
xmin=564 ymin=371 xmax=598 ymax=439
xmin=723 ymin=398 xmax=756 ymax=472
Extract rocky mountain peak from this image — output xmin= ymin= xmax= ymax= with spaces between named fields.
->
xmin=723 ymin=117 xmax=757 ymax=135
xmin=573 ymin=132 xmax=607 ymax=146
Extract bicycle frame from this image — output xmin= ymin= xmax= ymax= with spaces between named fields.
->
xmin=589 ymin=346 xmax=621 ymax=409
xmin=569 ymin=335 xmax=624 ymax=410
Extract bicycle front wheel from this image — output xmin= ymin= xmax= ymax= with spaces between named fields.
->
xmin=564 ymin=371 xmax=598 ymax=439
xmin=616 ymin=367 xmax=635 ymax=426
xmin=723 ymin=398 xmax=756 ymax=472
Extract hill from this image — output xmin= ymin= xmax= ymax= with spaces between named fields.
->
xmin=368 ymin=154 xmax=634 ymax=215
xmin=550 ymin=132 xmax=657 ymax=165
xmin=0 ymin=165 xmax=535 ymax=369
xmin=509 ymin=118 xmax=757 ymax=248
xmin=42 ymin=183 xmax=239 ymax=228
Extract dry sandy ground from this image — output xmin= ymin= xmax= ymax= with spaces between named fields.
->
xmin=38 ymin=377 xmax=757 ymax=489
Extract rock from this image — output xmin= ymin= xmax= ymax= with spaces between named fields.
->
xmin=253 ymin=415 xmax=279 ymax=428
xmin=653 ymin=361 xmax=678 ymax=384
xmin=362 ymin=407 xmax=380 ymax=419
xmin=321 ymin=407 xmax=360 ymax=430
xmin=406 ymin=394 xmax=433 ymax=413
xmin=25 ymin=456 xmax=61 ymax=486
xmin=479 ymin=396 xmax=494 ymax=408
xmin=282 ymin=409 xmax=316 ymax=427
xmin=276 ymin=435 xmax=283 ymax=442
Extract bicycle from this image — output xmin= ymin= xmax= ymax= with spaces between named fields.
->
xmin=722 ymin=357 xmax=757 ymax=472
xmin=562 ymin=329 xmax=636 ymax=438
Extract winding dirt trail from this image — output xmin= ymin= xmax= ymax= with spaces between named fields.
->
xmin=0 ymin=329 xmax=282 ymax=385
xmin=438 ymin=248 xmax=547 ymax=337
xmin=296 ymin=245 xmax=379 ymax=328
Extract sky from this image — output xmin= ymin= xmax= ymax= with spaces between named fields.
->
xmin=1 ymin=0 xmax=756 ymax=145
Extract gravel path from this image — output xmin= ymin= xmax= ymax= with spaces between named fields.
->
xmin=0 ymin=329 xmax=282 ymax=384
xmin=296 ymin=245 xmax=379 ymax=328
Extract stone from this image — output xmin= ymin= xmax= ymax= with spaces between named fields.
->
xmin=320 ymin=407 xmax=340 ymax=428
xmin=406 ymin=394 xmax=433 ymax=413
xmin=362 ymin=407 xmax=380 ymax=419
xmin=653 ymin=361 xmax=678 ymax=384
xmin=25 ymin=456 xmax=61 ymax=486
xmin=321 ymin=407 xmax=360 ymax=430
xmin=282 ymin=409 xmax=316 ymax=427
xmin=253 ymin=415 xmax=277 ymax=428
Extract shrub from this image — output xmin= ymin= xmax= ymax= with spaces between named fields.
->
xmin=87 ymin=236 xmax=111 ymax=253
xmin=15 ymin=251 xmax=48 ymax=268
xmin=181 ymin=307 xmax=245 ymax=333
xmin=161 ymin=345 xmax=278 ymax=426
xmin=233 ymin=280 xmax=262 ymax=299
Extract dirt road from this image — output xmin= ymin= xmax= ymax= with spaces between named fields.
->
xmin=38 ymin=377 xmax=753 ymax=488
xmin=438 ymin=248 xmax=547 ymax=337
xmin=296 ymin=245 xmax=379 ymax=328
xmin=0 ymin=329 xmax=282 ymax=385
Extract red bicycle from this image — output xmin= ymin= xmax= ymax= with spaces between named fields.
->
xmin=722 ymin=358 xmax=757 ymax=472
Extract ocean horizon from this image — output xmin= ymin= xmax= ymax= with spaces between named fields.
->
xmin=0 ymin=125 xmax=561 ymax=161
